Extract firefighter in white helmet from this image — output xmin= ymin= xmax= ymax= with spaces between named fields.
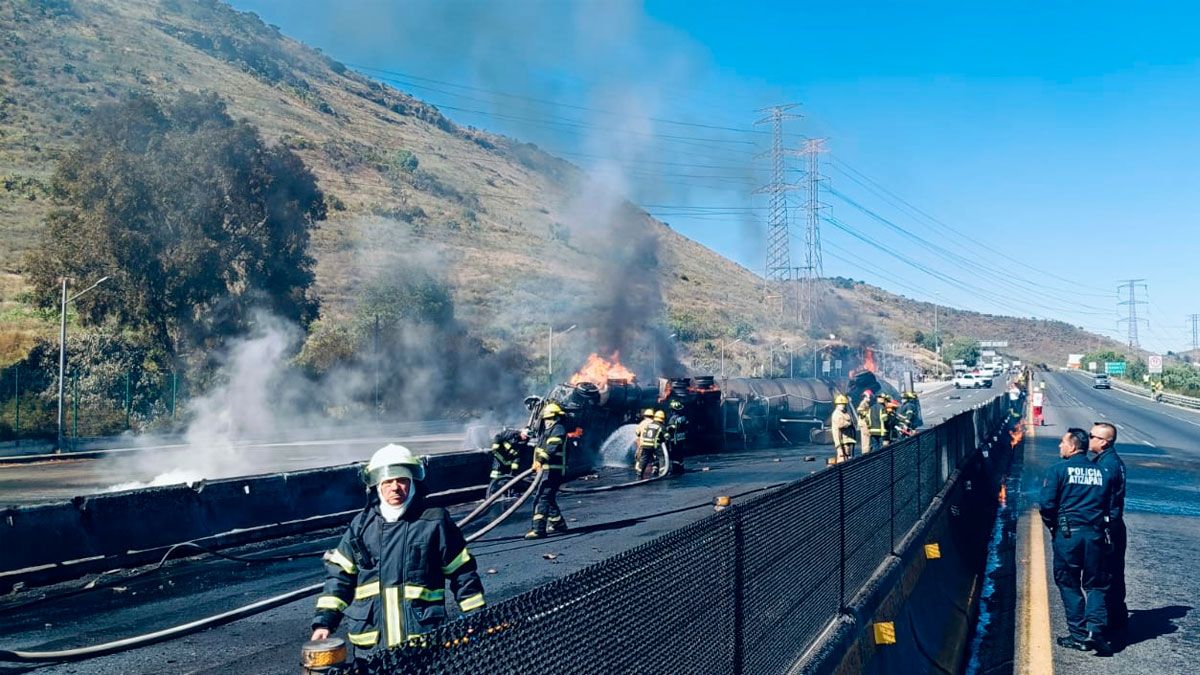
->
xmin=310 ymin=444 xmax=486 ymax=655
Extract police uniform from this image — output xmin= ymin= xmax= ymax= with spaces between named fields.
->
xmin=1039 ymin=451 xmax=1116 ymax=645
xmin=486 ymin=429 xmax=526 ymax=498
xmin=313 ymin=494 xmax=486 ymax=652
xmin=1092 ymin=446 xmax=1128 ymax=632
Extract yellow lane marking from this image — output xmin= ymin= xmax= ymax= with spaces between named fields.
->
xmin=1023 ymin=510 xmax=1054 ymax=675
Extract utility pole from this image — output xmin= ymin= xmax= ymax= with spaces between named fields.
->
xmin=798 ymin=138 xmax=826 ymax=332
xmin=1189 ymin=313 xmax=1200 ymax=352
xmin=1117 ymin=279 xmax=1149 ymax=348
xmin=933 ymin=303 xmax=940 ymax=358
xmin=754 ymin=104 xmax=802 ymax=316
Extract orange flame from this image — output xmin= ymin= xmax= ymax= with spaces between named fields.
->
xmin=998 ymin=483 xmax=1007 ymax=506
xmin=569 ymin=352 xmax=636 ymax=388
xmin=863 ymin=347 xmax=877 ymax=373
xmin=1010 ymin=427 xmax=1025 ymax=448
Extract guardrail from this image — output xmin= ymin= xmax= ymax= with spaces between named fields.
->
xmin=1072 ymin=370 xmax=1200 ymax=410
xmin=340 ymin=395 xmax=1011 ymax=675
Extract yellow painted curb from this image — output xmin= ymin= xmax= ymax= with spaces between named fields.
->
xmin=1021 ymin=511 xmax=1053 ymax=674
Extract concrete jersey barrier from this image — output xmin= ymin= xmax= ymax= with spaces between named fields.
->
xmin=0 ymin=450 xmax=491 ymax=591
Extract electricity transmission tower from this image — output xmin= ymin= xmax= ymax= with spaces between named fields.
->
xmin=754 ymin=104 xmax=802 ymax=314
xmin=1188 ymin=313 xmax=1199 ymax=351
xmin=1117 ymin=279 xmax=1148 ymax=348
xmin=798 ymin=138 xmax=826 ymax=331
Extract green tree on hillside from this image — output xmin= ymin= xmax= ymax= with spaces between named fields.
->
xmin=941 ymin=337 xmax=981 ymax=366
xmin=25 ymin=92 xmax=325 ymax=358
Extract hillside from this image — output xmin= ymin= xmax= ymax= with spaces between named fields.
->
xmin=0 ymin=0 xmax=1119 ymax=379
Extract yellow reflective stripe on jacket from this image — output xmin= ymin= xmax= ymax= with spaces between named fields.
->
xmin=403 ymin=584 xmax=445 ymax=602
xmin=324 ymin=548 xmax=357 ymax=575
xmin=354 ymin=580 xmax=380 ymax=600
xmin=316 ymin=595 xmax=347 ymax=612
xmin=348 ymin=630 xmax=379 ymax=647
xmin=460 ymin=592 xmax=486 ymax=612
xmin=442 ymin=548 xmax=472 ymax=575
xmin=535 ymin=449 xmax=551 ymax=463
xmin=385 ymin=586 xmax=403 ymax=647
xmin=543 ymin=436 xmax=563 ymax=446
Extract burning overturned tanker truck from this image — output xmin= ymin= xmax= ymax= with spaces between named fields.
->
xmin=517 ymin=353 xmax=898 ymax=477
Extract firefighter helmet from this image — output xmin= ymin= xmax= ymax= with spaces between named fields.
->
xmin=642 ymin=408 xmax=655 ymax=418
xmin=863 ymin=389 xmax=873 ymax=398
xmin=834 ymin=394 xmax=849 ymax=405
xmin=903 ymin=391 xmax=918 ymax=400
xmin=542 ymin=402 xmax=564 ymax=419
xmin=653 ymin=410 xmax=666 ymax=423
xmin=669 ymin=399 xmax=684 ymax=411
xmin=364 ymin=444 xmax=425 ymax=485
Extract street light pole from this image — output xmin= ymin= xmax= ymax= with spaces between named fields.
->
xmin=56 ymin=279 xmax=67 ymax=452
xmin=548 ymin=324 xmax=576 ymax=383
xmin=57 ymin=275 xmax=109 ymax=452
xmin=652 ymin=332 xmax=677 ymax=379
xmin=721 ymin=338 xmax=743 ymax=379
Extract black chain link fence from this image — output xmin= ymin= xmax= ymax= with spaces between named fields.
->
xmin=332 ymin=395 xmax=1008 ymax=675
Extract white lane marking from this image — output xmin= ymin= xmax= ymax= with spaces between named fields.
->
xmin=1115 ymin=423 xmax=1124 ymax=430
xmin=1098 ymin=412 xmax=1107 ymax=418
xmin=1142 ymin=440 xmax=1154 ymax=447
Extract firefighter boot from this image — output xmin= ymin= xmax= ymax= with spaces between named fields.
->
xmin=525 ymin=516 xmax=547 ymax=540
xmin=547 ymin=515 xmax=569 ymax=534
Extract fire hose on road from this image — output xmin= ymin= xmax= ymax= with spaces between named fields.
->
xmin=560 ymin=443 xmax=674 ymax=494
xmin=0 ymin=469 xmax=544 ymax=664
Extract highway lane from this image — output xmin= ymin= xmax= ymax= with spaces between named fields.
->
xmin=0 ymin=387 xmax=1001 ymax=674
xmin=1021 ymin=372 xmax=1199 ymax=673
xmin=0 ymin=427 xmax=472 ymax=506
xmin=0 ymin=385 xmax=999 ymax=507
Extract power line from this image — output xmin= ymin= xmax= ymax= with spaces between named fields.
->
xmin=348 ymin=63 xmax=779 ymax=137
xmin=826 ymin=157 xmax=1116 ymax=297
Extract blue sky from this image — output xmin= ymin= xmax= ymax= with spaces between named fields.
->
xmin=232 ymin=1 xmax=1199 ymax=354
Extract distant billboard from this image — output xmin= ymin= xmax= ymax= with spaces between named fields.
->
xmin=1105 ymin=361 xmax=1127 ymax=376
xmin=1067 ymin=353 xmax=1084 ymax=369
xmin=981 ymin=341 xmax=1010 ymax=348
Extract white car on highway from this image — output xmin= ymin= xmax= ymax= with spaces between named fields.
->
xmin=954 ymin=373 xmax=986 ymax=389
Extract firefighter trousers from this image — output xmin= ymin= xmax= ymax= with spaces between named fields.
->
xmin=532 ymin=469 xmax=564 ymax=522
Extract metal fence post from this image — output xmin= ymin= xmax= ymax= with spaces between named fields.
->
xmin=837 ymin=463 xmax=847 ymax=612
xmin=71 ymin=371 xmax=79 ymax=443
xmin=889 ymin=442 xmax=896 ymax=552
xmin=124 ymin=371 xmax=131 ymax=429
xmin=13 ymin=366 xmax=19 ymax=440
xmin=731 ymin=512 xmax=744 ymax=675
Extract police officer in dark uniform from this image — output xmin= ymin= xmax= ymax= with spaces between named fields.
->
xmin=486 ymin=427 xmax=529 ymax=498
xmin=1040 ymin=427 xmax=1116 ymax=654
xmin=1089 ymin=421 xmax=1127 ymax=635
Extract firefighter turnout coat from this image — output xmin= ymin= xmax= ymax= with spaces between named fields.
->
xmin=312 ymin=497 xmax=487 ymax=650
